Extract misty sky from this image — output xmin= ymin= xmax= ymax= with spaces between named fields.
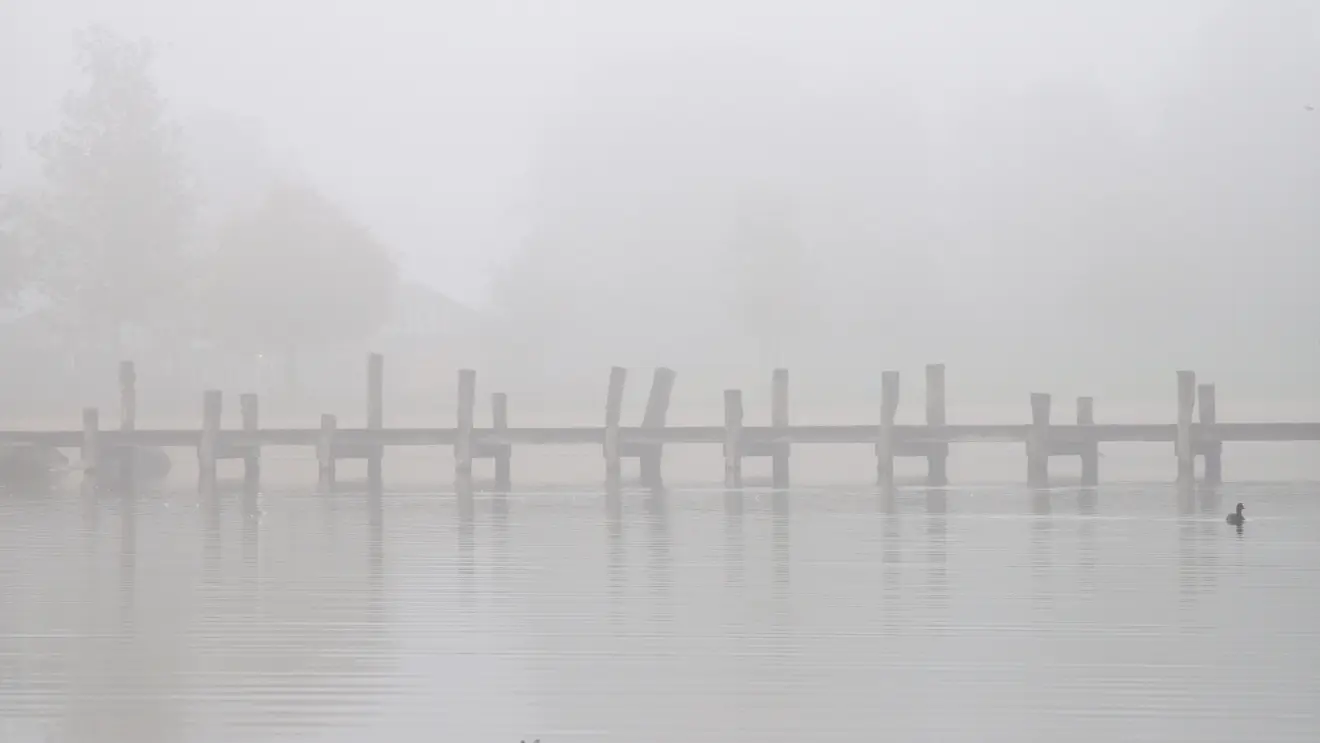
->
xmin=2 ymin=0 xmax=1273 ymax=306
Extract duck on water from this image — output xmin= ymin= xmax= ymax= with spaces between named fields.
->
xmin=1226 ymin=502 xmax=1245 ymax=526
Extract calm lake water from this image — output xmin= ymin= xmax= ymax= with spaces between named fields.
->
xmin=2 ymin=480 xmax=1318 ymax=742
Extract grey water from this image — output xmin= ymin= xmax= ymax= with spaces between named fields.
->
xmin=2 ymin=481 xmax=1318 ymax=742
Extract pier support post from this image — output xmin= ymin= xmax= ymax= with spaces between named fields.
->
xmin=925 ymin=363 xmax=948 ymax=486
xmin=317 ymin=413 xmax=337 ymax=486
xmin=639 ymin=367 xmax=676 ymax=488
xmin=604 ymin=367 xmax=626 ymax=484
xmin=455 ymin=369 xmax=475 ymax=478
xmin=877 ymin=371 xmax=899 ymax=487
xmin=1027 ymin=393 xmax=1051 ymax=488
xmin=199 ymin=390 xmax=221 ymax=489
xmin=240 ymin=393 xmax=260 ymax=487
xmin=1077 ymin=396 xmax=1098 ymax=486
xmin=118 ymin=361 xmax=136 ymax=485
xmin=771 ymin=369 xmax=789 ymax=488
xmin=1198 ymin=383 xmax=1221 ymax=485
xmin=492 ymin=392 xmax=511 ymax=490
xmin=1176 ymin=371 xmax=1196 ymax=483
xmin=724 ymin=389 xmax=743 ymax=488
xmin=81 ymin=407 xmax=100 ymax=477
xmin=367 ymin=353 xmax=383 ymax=484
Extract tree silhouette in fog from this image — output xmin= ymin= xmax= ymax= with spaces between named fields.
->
xmin=199 ymin=184 xmax=397 ymax=394
xmin=9 ymin=25 xmax=194 ymax=351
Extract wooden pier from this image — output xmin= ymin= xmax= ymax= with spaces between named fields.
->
xmin=2 ymin=355 xmax=1318 ymax=490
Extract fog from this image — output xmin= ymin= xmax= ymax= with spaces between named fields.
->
xmin=2 ymin=0 xmax=1318 ymax=422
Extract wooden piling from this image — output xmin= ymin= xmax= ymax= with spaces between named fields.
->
xmin=724 ymin=389 xmax=743 ymax=488
xmin=877 ymin=371 xmax=899 ymax=487
xmin=1027 ymin=393 xmax=1051 ymax=487
xmin=317 ymin=413 xmax=337 ymax=485
xmin=118 ymin=361 xmax=136 ymax=484
xmin=639 ymin=367 xmax=676 ymax=487
xmin=240 ymin=393 xmax=260 ymax=485
xmin=367 ymin=353 xmax=384 ymax=483
xmin=1198 ymin=383 xmax=1221 ymax=484
xmin=492 ymin=392 xmax=511 ymax=489
xmin=1176 ymin=370 xmax=1196 ymax=483
xmin=199 ymin=390 xmax=222 ymax=488
xmin=925 ymin=363 xmax=948 ymax=486
xmin=1077 ymin=396 xmax=1098 ymax=486
xmin=81 ymin=407 xmax=99 ymax=475
xmin=455 ymin=369 xmax=476 ymax=478
xmin=604 ymin=367 xmax=627 ymax=482
xmin=771 ymin=369 xmax=790 ymax=488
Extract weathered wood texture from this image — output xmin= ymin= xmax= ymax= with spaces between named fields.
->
xmin=7 ymin=362 xmax=1318 ymax=488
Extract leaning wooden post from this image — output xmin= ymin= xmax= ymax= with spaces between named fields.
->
xmin=639 ymin=367 xmax=676 ymax=488
xmin=317 ymin=413 xmax=337 ymax=486
xmin=771 ymin=369 xmax=790 ymax=488
xmin=723 ymin=389 xmax=743 ymax=488
xmin=1175 ymin=370 xmax=1196 ymax=483
xmin=876 ymin=371 xmax=899 ymax=487
xmin=81 ymin=407 xmax=100 ymax=476
xmin=1027 ymin=392 xmax=1051 ymax=488
xmin=240 ymin=393 xmax=260 ymax=485
xmin=455 ymin=369 xmax=476 ymax=478
xmin=118 ymin=360 xmax=136 ymax=484
xmin=1077 ymin=396 xmax=1098 ymax=486
xmin=925 ymin=363 xmax=948 ymax=486
xmin=492 ymin=392 xmax=511 ymax=489
xmin=1198 ymin=382 xmax=1221 ymax=485
xmin=366 ymin=353 xmax=384 ymax=484
xmin=603 ymin=367 xmax=627 ymax=482
xmin=199 ymin=390 xmax=222 ymax=489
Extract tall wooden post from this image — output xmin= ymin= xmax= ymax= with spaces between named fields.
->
xmin=366 ymin=353 xmax=384 ymax=484
xmin=723 ymin=389 xmax=743 ymax=488
xmin=492 ymin=392 xmax=511 ymax=490
xmin=317 ymin=413 xmax=337 ymax=487
xmin=771 ymin=368 xmax=790 ymax=488
xmin=604 ymin=367 xmax=627 ymax=483
xmin=925 ymin=363 xmax=948 ymax=486
xmin=1176 ymin=370 xmax=1196 ymax=483
xmin=240 ymin=393 xmax=260 ymax=486
xmin=199 ymin=390 xmax=222 ymax=489
xmin=455 ymin=369 xmax=476 ymax=478
xmin=1198 ymin=382 xmax=1221 ymax=485
xmin=877 ymin=371 xmax=899 ymax=487
xmin=1077 ymin=396 xmax=1098 ymax=486
xmin=1027 ymin=393 xmax=1051 ymax=488
xmin=118 ymin=361 xmax=136 ymax=484
xmin=81 ymin=407 xmax=100 ymax=477
xmin=639 ymin=367 xmax=676 ymax=488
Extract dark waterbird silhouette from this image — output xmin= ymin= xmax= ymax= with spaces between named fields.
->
xmin=1226 ymin=502 xmax=1245 ymax=526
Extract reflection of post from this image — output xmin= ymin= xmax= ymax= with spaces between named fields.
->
xmin=723 ymin=390 xmax=743 ymax=488
xmin=455 ymin=369 xmax=475 ymax=479
xmin=877 ymin=371 xmax=899 ymax=487
xmin=118 ymin=360 xmax=136 ymax=485
xmin=366 ymin=353 xmax=383 ymax=485
xmin=81 ymin=407 xmax=100 ymax=480
xmin=771 ymin=369 xmax=789 ymax=488
xmin=1176 ymin=371 xmax=1196 ymax=483
xmin=199 ymin=390 xmax=222 ymax=490
xmin=240 ymin=393 xmax=260 ymax=488
xmin=1077 ymin=396 xmax=1098 ymax=486
xmin=317 ymin=413 xmax=337 ymax=489
xmin=639 ymin=368 xmax=676 ymax=488
xmin=1198 ymin=383 xmax=1221 ymax=485
xmin=925 ymin=363 xmax=948 ymax=486
xmin=492 ymin=393 xmax=511 ymax=490
xmin=1027 ymin=393 xmax=1051 ymax=488
xmin=604 ymin=367 xmax=626 ymax=484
